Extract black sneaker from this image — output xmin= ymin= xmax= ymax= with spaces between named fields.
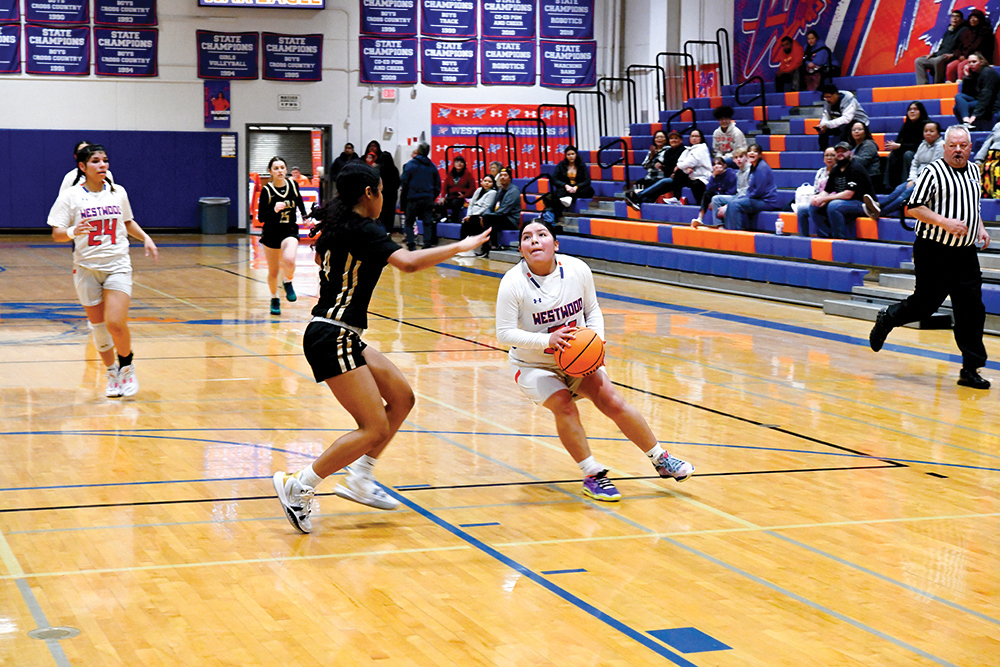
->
xmin=270 ymin=297 xmax=280 ymax=316
xmin=624 ymin=191 xmax=641 ymax=212
xmin=869 ymin=308 xmax=892 ymax=352
xmin=863 ymin=194 xmax=881 ymax=220
xmin=283 ymin=281 xmax=297 ymax=302
xmin=957 ymin=368 xmax=991 ymax=389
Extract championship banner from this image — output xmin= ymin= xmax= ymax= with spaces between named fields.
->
xmin=481 ymin=0 xmax=535 ymax=39
xmin=95 ymin=0 xmax=157 ymax=27
xmin=539 ymin=0 xmax=593 ymax=40
xmin=360 ymin=36 xmax=417 ymax=84
xmin=95 ymin=28 xmax=158 ymax=77
xmin=360 ymin=0 xmax=417 ymax=36
xmin=0 ymin=24 xmax=19 ymax=74
xmin=421 ymin=0 xmax=476 ymax=38
xmin=0 ymin=0 xmax=18 ymax=22
xmin=204 ymin=80 xmax=231 ymax=128
xmin=539 ymin=39 xmax=595 ymax=87
xmin=25 ymin=0 xmax=88 ymax=24
xmin=480 ymin=39 xmax=534 ymax=85
xmin=431 ymin=103 xmax=574 ymax=179
xmin=200 ymin=0 xmax=324 ymax=6
xmin=262 ymin=32 xmax=322 ymax=81
xmin=197 ymin=30 xmax=259 ymax=80
xmin=421 ymin=38 xmax=476 ymax=85
xmin=25 ymin=24 xmax=89 ymax=75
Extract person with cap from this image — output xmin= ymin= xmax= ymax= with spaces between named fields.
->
xmin=808 ymin=141 xmax=875 ymax=238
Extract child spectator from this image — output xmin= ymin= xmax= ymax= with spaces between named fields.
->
xmin=723 ymin=144 xmax=777 ymax=231
xmin=691 ymin=157 xmax=737 ymax=228
xmin=712 ymin=106 xmax=747 ymax=164
xmin=712 ymin=147 xmax=750 ymax=222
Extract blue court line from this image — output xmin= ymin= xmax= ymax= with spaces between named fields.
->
xmin=26 ymin=243 xmax=240 ymax=249
xmin=458 ymin=522 xmax=501 ymax=528
xmin=541 ymin=568 xmax=587 ymax=575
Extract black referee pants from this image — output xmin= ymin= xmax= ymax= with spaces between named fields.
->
xmin=884 ymin=236 xmax=988 ymax=369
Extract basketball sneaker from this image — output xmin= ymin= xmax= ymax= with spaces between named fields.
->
xmin=332 ymin=469 xmax=400 ymax=510
xmin=653 ymin=453 xmax=694 ymax=482
xmin=582 ymin=470 xmax=621 ymax=501
xmin=118 ymin=364 xmax=139 ymax=397
xmin=105 ymin=365 xmax=122 ymax=398
xmin=270 ymin=297 xmax=280 ymax=316
xmin=283 ymin=281 xmax=297 ymax=302
xmin=272 ymin=471 xmax=314 ymax=533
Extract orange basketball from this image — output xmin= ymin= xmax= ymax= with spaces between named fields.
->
xmin=555 ymin=328 xmax=605 ymax=377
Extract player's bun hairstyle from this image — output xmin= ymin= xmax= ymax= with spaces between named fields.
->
xmin=267 ymin=156 xmax=287 ymax=171
xmin=309 ymin=161 xmax=381 ymax=256
xmin=75 ymin=143 xmax=115 ymax=192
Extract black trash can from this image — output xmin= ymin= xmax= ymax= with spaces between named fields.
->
xmin=199 ymin=197 xmax=231 ymax=234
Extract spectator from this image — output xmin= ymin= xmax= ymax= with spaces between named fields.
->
xmin=795 ymin=147 xmax=837 ymax=237
xmin=488 ymin=161 xmax=503 ymax=178
xmin=635 ymin=130 xmax=670 ymax=191
xmin=864 ymin=122 xmax=944 ymax=219
xmin=975 ymin=120 xmax=1000 ymax=198
xmin=691 ymin=156 xmax=738 ymax=228
xmin=847 ymin=120 xmax=882 ymax=184
xmin=479 ymin=167 xmax=521 ymax=257
xmin=817 ymin=84 xmax=870 ymax=150
xmin=774 ymin=36 xmax=804 ymax=93
xmin=801 ymin=30 xmax=832 ymax=91
xmin=723 ymin=144 xmax=778 ymax=231
xmin=712 ymin=106 xmax=747 ymax=164
xmin=947 ymin=10 xmax=993 ymax=82
xmin=400 ymin=143 xmax=442 ymax=250
xmin=954 ymin=52 xmax=1000 ymax=130
xmin=438 ymin=155 xmax=476 ymax=227
xmin=328 ymin=142 xmax=359 ymax=182
xmin=375 ymin=150 xmax=400 ymax=234
xmin=915 ymin=9 xmax=967 ymax=84
xmin=625 ymin=131 xmax=687 ymax=209
xmin=884 ymin=101 xmax=929 ymax=191
xmin=543 ymin=145 xmax=594 ymax=220
xmin=808 ymin=141 xmax=875 ymax=239
xmin=712 ymin=147 xmax=751 ymax=222
xmin=290 ymin=166 xmax=311 ymax=188
xmin=457 ymin=173 xmax=499 ymax=255
xmin=364 ymin=140 xmax=382 ymax=158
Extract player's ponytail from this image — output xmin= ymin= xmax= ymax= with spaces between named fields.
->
xmin=75 ymin=144 xmax=114 ymax=192
xmin=310 ymin=162 xmax=381 ymax=256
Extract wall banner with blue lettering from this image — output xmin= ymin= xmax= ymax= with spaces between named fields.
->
xmin=360 ymin=0 xmax=417 ymax=36
xmin=421 ymin=0 xmax=476 ymax=38
xmin=205 ymin=80 xmax=231 ymax=129
xmin=25 ymin=0 xmax=87 ymax=24
xmin=95 ymin=0 xmax=157 ymax=27
xmin=539 ymin=0 xmax=592 ymax=40
xmin=263 ymin=32 xmax=322 ymax=81
xmin=360 ymin=36 xmax=417 ymax=84
xmin=540 ymin=39 xmax=594 ymax=87
xmin=0 ymin=24 xmax=20 ymax=74
xmin=26 ymin=24 xmax=89 ymax=74
xmin=197 ymin=30 xmax=258 ymax=80
xmin=95 ymin=28 xmax=158 ymax=76
xmin=0 ymin=0 xmax=19 ymax=22
xmin=481 ymin=0 xmax=534 ymax=39
xmin=480 ymin=39 xmax=534 ymax=85
xmin=421 ymin=38 xmax=476 ymax=85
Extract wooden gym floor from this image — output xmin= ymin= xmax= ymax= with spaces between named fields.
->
xmin=0 ymin=233 xmax=997 ymax=666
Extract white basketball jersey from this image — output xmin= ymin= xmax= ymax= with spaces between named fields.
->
xmin=47 ymin=182 xmax=134 ymax=272
xmin=496 ymin=254 xmax=605 ymax=367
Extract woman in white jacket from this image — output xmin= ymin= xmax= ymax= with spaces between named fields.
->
xmin=625 ymin=129 xmax=712 ymax=209
xmin=457 ymin=173 xmax=499 ymax=255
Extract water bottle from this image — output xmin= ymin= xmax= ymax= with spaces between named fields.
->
xmin=775 ymin=218 xmax=784 ymax=235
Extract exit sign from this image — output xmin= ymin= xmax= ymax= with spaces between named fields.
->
xmin=380 ymin=88 xmax=397 ymax=101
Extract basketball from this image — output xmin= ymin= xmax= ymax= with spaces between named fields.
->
xmin=555 ymin=328 xmax=605 ymax=377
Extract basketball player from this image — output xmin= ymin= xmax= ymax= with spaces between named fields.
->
xmin=47 ymin=144 xmax=158 ymax=398
xmin=59 ymin=140 xmax=113 ymax=192
xmin=257 ymin=156 xmax=307 ymax=316
xmin=495 ymin=219 xmax=694 ymax=501
xmin=272 ymin=162 xmax=491 ymax=534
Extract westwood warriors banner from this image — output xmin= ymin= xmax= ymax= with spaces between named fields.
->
xmin=540 ymin=0 xmax=592 ymax=40
xmin=421 ymin=0 xmax=476 ymax=38
xmin=95 ymin=0 xmax=157 ymax=26
xmin=540 ymin=40 xmax=595 ymax=87
xmin=481 ymin=0 xmax=535 ymax=39
xmin=26 ymin=24 xmax=89 ymax=74
xmin=422 ymin=38 xmax=476 ymax=85
xmin=360 ymin=0 xmax=417 ymax=36
xmin=481 ymin=39 xmax=534 ymax=85
xmin=263 ymin=32 xmax=322 ymax=81
xmin=95 ymin=28 xmax=158 ymax=76
xmin=197 ymin=30 xmax=258 ymax=79
xmin=360 ymin=36 xmax=417 ymax=84
xmin=0 ymin=24 xmax=19 ymax=74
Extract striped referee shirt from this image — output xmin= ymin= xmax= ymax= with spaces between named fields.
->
xmin=907 ymin=158 xmax=982 ymax=247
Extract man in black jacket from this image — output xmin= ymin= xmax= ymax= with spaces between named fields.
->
xmin=400 ymin=143 xmax=442 ymax=250
xmin=479 ymin=167 xmax=521 ymax=257
xmin=954 ymin=53 xmax=1000 ymax=130
xmin=915 ymin=9 xmax=967 ymax=84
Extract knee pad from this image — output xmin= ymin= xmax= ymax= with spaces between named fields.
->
xmin=91 ymin=322 xmax=114 ymax=352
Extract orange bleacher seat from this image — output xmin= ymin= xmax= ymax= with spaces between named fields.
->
xmin=871 ymin=83 xmax=958 ymax=103
xmin=769 ymin=135 xmax=786 ymax=152
xmin=709 ymin=96 xmax=723 ymax=109
xmin=590 ymin=164 xmax=603 ymax=180
xmin=784 ymin=92 xmax=800 ymax=107
xmin=803 ymin=118 xmax=820 ymax=134
xmin=589 ymin=218 xmax=659 ymax=243
xmin=940 ymin=98 xmax=955 ymax=116
xmin=855 ymin=217 xmax=879 ymax=240
xmin=612 ymin=165 xmax=626 ymax=181
xmin=779 ymin=212 xmax=798 ymax=235
xmin=716 ymin=229 xmax=757 ymax=254
xmin=873 ymin=133 xmax=886 ymax=150
xmin=626 ymin=206 xmax=641 ymax=220
xmin=762 ymin=152 xmax=781 ymax=169
xmin=671 ymin=226 xmax=702 ymax=249
xmin=811 ymin=238 xmax=834 ymax=262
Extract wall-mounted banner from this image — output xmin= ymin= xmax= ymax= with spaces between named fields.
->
xmin=540 ymin=39 xmax=594 ymax=87
xmin=95 ymin=28 xmax=158 ymax=76
xmin=481 ymin=0 xmax=534 ymax=39
xmin=421 ymin=0 xmax=476 ymax=38
xmin=360 ymin=36 xmax=417 ymax=84
xmin=95 ymin=0 xmax=157 ymax=27
xmin=25 ymin=0 xmax=87 ymax=24
xmin=262 ymin=32 xmax=322 ymax=81
xmin=25 ymin=24 xmax=89 ymax=74
xmin=360 ymin=0 xmax=416 ymax=36
xmin=0 ymin=24 xmax=20 ymax=73
xmin=539 ymin=0 xmax=592 ymax=40
xmin=205 ymin=80 xmax=231 ymax=128
xmin=0 ymin=0 xmax=18 ymax=22
xmin=480 ymin=39 xmax=534 ymax=85
xmin=197 ymin=30 xmax=259 ymax=80
xmin=199 ymin=0 xmax=324 ymax=7
xmin=421 ymin=38 xmax=476 ymax=85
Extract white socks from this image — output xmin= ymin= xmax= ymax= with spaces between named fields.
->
xmin=577 ymin=456 xmax=605 ymax=477
xmin=645 ymin=444 xmax=666 ymax=461
xmin=296 ymin=464 xmax=324 ymax=489
xmin=351 ymin=454 xmax=377 ymax=480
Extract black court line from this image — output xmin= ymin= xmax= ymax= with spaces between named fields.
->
xmin=201 ymin=264 xmax=268 ymax=284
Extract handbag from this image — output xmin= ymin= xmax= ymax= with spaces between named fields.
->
xmin=792 ymin=183 xmax=814 ymax=212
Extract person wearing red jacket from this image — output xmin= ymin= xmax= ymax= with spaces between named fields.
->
xmin=437 ymin=155 xmax=476 ymax=226
xmin=775 ymin=36 xmax=804 ymax=93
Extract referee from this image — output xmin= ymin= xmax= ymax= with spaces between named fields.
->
xmin=869 ymin=124 xmax=992 ymax=389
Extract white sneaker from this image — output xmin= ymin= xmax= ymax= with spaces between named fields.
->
xmin=559 ymin=196 xmax=573 ymax=207
xmin=333 ymin=470 xmax=400 ymax=510
xmin=455 ymin=250 xmax=476 ymax=257
xmin=653 ymin=453 xmax=694 ymax=482
xmin=272 ymin=471 xmax=314 ymax=533
xmin=118 ymin=364 xmax=139 ymax=397
xmin=105 ymin=365 xmax=122 ymax=398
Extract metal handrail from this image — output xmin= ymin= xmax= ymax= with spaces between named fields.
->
xmin=735 ymin=76 xmax=770 ymax=134
xmin=476 ymin=130 xmax=520 ymax=177
xmin=567 ymin=91 xmax=607 ymax=146
xmin=520 ymin=172 xmax=552 ymax=206
xmin=625 ymin=63 xmax=667 ymax=117
xmin=505 ymin=117 xmax=549 ymax=168
xmin=683 ymin=39 xmax=726 ymax=92
xmin=664 ymin=107 xmax=698 ymax=135
xmin=537 ymin=103 xmax=577 ymax=152
xmin=597 ymin=76 xmax=638 ymax=128
xmin=655 ymin=51 xmax=696 ymax=103
xmin=716 ymin=28 xmax=732 ymax=86
xmin=597 ymin=137 xmax=632 ymax=192
xmin=444 ymin=144 xmax=487 ymax=181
